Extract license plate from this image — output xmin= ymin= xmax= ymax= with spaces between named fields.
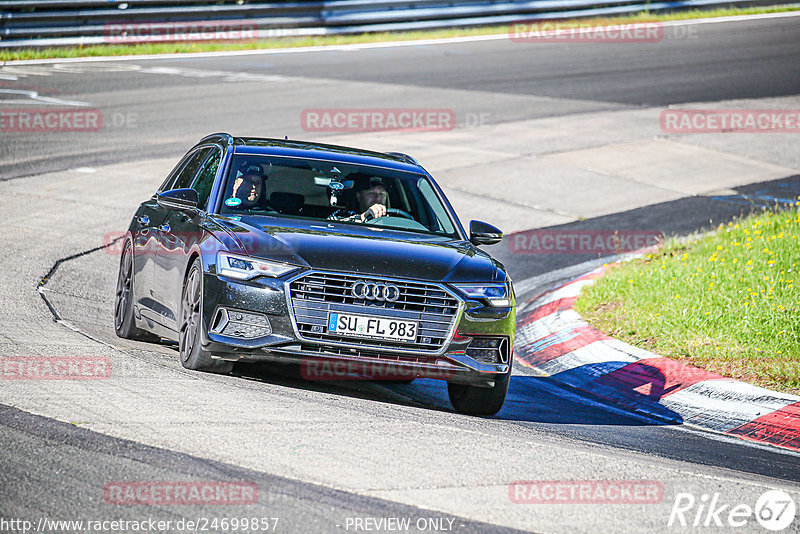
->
xmin=327 ymin=312 xmax=417 ymax=342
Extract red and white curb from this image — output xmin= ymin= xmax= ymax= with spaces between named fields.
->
xmin=515 ymin=266 xmax=800 ymax=453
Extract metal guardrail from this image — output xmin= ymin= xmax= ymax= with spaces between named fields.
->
xmin=0 ymin=0 xmax=795 ymax=47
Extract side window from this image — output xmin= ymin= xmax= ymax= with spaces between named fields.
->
xmin=170 ymin=147 xmax=213 ymax=191
xmin=192 ymin=148 xmax=222 ymax=210
xmin=158 ymin=151 xmax=195 ymax=193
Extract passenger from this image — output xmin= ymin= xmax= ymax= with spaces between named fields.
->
xmin=226 ymin=173 xmax=265 ymax=210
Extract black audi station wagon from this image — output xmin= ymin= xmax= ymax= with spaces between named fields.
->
xmin=115 ymin=134 xmax=516 ymax=415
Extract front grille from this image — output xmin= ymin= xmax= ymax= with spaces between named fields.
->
xmin=288 ymin=271 xmax=460 ymax=354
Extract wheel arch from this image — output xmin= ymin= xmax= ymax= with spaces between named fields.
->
xmin=183 ymin=249 xmax=202 ymax=284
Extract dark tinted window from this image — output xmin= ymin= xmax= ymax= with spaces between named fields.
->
xmin=158 ymin=151 xmax=195 ymax=193
xmin=192 ymin=148 xmax=222 ymax=210
xmin=170 ymin=147 xmax=213 ymax=191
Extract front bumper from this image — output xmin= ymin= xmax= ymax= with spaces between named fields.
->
xmin=199 ymin=270 xmax=515 ymax=386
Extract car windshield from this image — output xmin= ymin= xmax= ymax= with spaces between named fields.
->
xmin=218 ymin=155 xmax=459 ymax=238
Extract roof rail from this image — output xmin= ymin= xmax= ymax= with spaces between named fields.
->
xmin=386 ymin=151 xmax=418 ymax=165
xmin=199 ymin=132 xmax=234 ymax=146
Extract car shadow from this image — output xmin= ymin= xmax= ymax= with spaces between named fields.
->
xmin=541 ymin=362 xmax=684 ymax=424
xmin=224 ymin=360 xmax=800 ymax=486
xmin=231 ymin=361 xmax=681 ymax=426
xmin=231 ymin=361 xmax=456 ymax=412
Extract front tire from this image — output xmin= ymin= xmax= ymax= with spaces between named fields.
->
xmin=114 ymin=239 xmax=159 ymax=342
xmin=179 ymin=259 xmax=233 ymax=374
xmin=448 ymin=371 xmax=510 ymax=416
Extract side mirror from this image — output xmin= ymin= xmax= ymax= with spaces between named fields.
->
xmin=469 ymin=220 xmax=503 ymax=246
xmin=157 ymin=188 xmax=199 ymax=213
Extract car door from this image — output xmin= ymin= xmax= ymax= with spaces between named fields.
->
xmin=130 ymin=199 xmax=163 ymax=320
xmin=132 ymin=149 xmax=199 ymax=323
xmin=138 ymin=146 xmax=210 ymax=330
xmin=153 ymin=146 xmax=220 ymax=330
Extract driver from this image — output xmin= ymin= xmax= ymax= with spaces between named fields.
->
xmin=356 ymin=181 xmax=388 ymax=221
xmin=329 ymin=177 xmax=389 ymax=222
xmin=225 ymin=161 xmax=269 ymax=211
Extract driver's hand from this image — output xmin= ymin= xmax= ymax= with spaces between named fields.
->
xmin=361 ymin=203 xmax=387 ymax=221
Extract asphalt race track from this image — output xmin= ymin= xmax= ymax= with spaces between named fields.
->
xmin=1 ymin=13 xmax=800 ymax=533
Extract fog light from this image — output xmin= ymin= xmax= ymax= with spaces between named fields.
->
xmin=465 ymin=336 xmax=508 ymax=364
xmin=211 ymin=308 xmax=272 ymax=339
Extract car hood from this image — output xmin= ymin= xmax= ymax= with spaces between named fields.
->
xmin=218 ymin=216 xmax=502 ymax=283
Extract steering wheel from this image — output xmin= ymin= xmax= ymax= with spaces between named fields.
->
xmin=364 ymin=207 xmax=415 ymax=221
xmin=384 ymin=208 xmax=415 ymax=220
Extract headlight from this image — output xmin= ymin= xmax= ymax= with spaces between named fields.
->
xmin=452 ymin=283 xmax=510 ymax=307
xmin=216 ymin=251 xmax=298 ymax=280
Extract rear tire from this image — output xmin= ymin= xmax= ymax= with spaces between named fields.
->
xmin=114 ymin=239 xmax=159 ymax=342
xmin=447 ymin=371 xmax=510 ymax=416
xmin=179 ymin=259 xmax=233 ymax=374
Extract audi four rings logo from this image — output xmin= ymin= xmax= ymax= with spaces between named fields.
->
xmin=352 ymin=281 xmax=401 ymax=302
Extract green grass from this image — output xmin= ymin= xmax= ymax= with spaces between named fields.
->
xmin=2 ymin=4 xmax=799 ymax=62
xmin=575 ymin=205 xmax=800 ymax=394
